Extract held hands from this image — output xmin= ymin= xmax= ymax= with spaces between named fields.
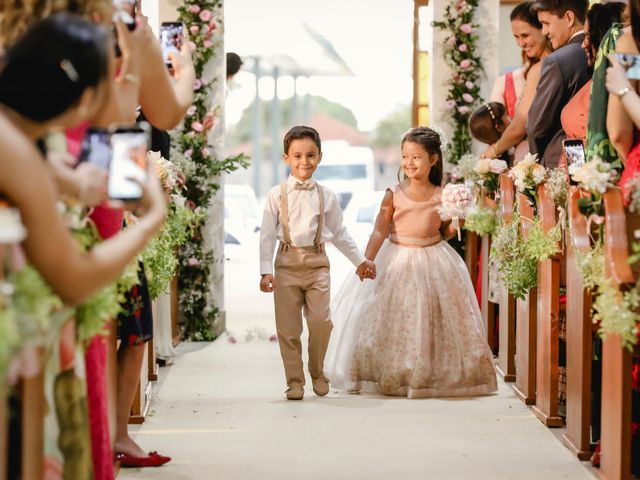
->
xmin=260 ymin=274 xmax=276 ymax=292
xmin=481 ymin=143 xmax=498 ymax=160
xmin=356 ymin=259 xmax=376 ymax=281
xmin=606 ymin=54 xmax=632 ymax=95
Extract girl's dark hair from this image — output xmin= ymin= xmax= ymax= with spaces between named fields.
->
xmin=401 ymin=127 xmax=443 ymax=186
xmin=0 ymin=13 xmax=109 ymax=122
xmin=632 ymin=0 xmax=640 ymax=52
xmin=586 ymin=3 xmax=626 ymax=66
xmin=469 ymin=102 xmax=507 ymax=145
xmin=283 ymin=125 xmax=322 ymax=154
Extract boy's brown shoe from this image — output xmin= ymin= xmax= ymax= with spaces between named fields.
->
xmin=285 ymin=385 xmax=304 ymax=400
xmin=312 ymin=379 xmax=329 ymax=397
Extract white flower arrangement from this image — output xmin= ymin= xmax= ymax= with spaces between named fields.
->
xmin=0 ymin=207 xmax=26 ymax=244
xmin=508 ymin=153 xmax=546 ymax=200
xmin=569 ymin=156 xmax=615 ymax=195
xmin=438 ymin=183 xmax=474 ymax=240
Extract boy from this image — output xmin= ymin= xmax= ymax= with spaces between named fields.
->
xmin=259 ymin=126 xmax=376 ymax=400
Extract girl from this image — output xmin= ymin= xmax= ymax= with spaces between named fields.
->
xmin=325 ymin=127 xmax=497 ymax=398
xmin=469 ymin=102 xmax=514 ymax=165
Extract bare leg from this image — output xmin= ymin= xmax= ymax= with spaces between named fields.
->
xmin=114 ymin=343 xmax=146 ymax=457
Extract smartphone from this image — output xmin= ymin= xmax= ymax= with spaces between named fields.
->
xmin=113 ymin=0 xmax=137 ymax=30
xmin=160 ymin=22 xmax=184 ymax=65
xmin=78 ymin=128 xmax=112 ymax=170
xmin=563 ymin=139 xmax=586 ymax=170
xmin=616 ymin=53 xmax=640 ymax=80
xmin=108 ymin=123 xmax=149 ymax=201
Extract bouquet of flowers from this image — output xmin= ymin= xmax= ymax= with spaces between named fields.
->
xmin=508 ymin=153 xmax=546 ymax=205
xmin=150 ymin=151 xmax=185 ymax=193
xmin=474 ymin=157 xmax=508 ymax=195
xmin=438 ymin=183 xmax=474 ymax=240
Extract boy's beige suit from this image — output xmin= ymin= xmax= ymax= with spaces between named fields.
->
xmin=260 ymin=176 xmax=364 ymax=389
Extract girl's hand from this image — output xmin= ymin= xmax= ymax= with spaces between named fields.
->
xmin=606 ymin=54 xmax=633 ymax=95
xmin=356 ymin=259 xmax=376 ymax=281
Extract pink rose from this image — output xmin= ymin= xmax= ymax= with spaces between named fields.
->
xmin=203 ymin=112 xmax=214 ymax=130
xmin=188 ymin=5 xmax=201 ymax=13
xmin=186 ymin=200 xmax=196 ymax=210
xmin=189 ymin=25 xmax=200 ymax=35
xmin=459 ymin=44 xmax=468 ymax=52
xmin=188 ymin=257 xmax=199 ymax=266
xmin=208 ymin=20 xmax=217 ymax=31
xmin=446 ymin=100 xmax=456 ymax=110
xmin=189 ymin=41 xmax=197 ymax=51
xmin=458 ymin=106 xmax=471 ymax=114
xmin=460 ymin=23 xmax=473 ymax=34
xmin=191 ymin=121 xmax=204 ymax=132
xmin=199 ymin=10 xmax=212 ymax=22
xmin=185 ymin=149 xmax=193 ymax=158
xmin=460 ymin=59 xmax=472 ymax=69
xmin=462 ymin=93 xmax=474 ymax=103
xmin=204 ymin=40 xmax=213 ymax=49
xmin=193 ymin=78 xmax=202 ymax=90
xmin=202 ymin=148 xmax=210 ymax=157
xmin=187 ymin=105 xmax=197 ymax=116
xmin=465 ymin=81 xmax=475 ymax=89
xmin=446 ymin=36 xmax=456 ymax=46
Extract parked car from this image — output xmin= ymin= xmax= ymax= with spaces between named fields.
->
xmin=315 ymin=140 xmax=375 ymax=210
xmin=342 ymin=189 xmax=386 ymax=250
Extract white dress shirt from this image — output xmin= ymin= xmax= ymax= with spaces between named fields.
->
xmin=260 ymin=175 xmax=366 ymax=275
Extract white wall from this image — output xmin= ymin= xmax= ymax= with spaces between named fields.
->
xmin=499 ymin=4 xmax=522 ymax=73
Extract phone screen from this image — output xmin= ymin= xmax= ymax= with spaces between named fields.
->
xmin=78 ymin=129 xmax=111 ymax=170
xmin=108 ymin=125 xmax=148 ymax=201
xmin=160 ymin=22 xmax=184 ymax=65
xmin=616 ymin=53 xmax=640 ymax=80
xmin=563 ymin=139 xmax=586 ymax=169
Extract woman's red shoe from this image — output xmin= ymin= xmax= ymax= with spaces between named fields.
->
xmin=115 ymin=451 xmax=172 ymax=468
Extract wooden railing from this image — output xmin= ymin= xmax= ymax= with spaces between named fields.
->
xmin=496 ymin=174 xmax=517 ymax=382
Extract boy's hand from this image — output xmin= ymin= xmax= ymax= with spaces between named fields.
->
xmin=356 ymin=259 xmax=376 ymax=281
xmin=260 ymin=274 xmax=276 ymax=292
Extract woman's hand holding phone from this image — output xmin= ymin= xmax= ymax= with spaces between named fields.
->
xmin=76 ymin=162 xmax=108 ymax=206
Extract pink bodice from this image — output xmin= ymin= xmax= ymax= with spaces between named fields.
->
xmin=389 ymin=184 xmax=442 ymax=246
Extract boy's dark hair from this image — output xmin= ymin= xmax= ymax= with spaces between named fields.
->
xmin=533 ymin=0 xmax=589 ymax=24
xmin=283 ymin=125 xmax=322 ymax=154
xmin=469 ymin=102 xmax=507 ymax=145
xmin=226 ymin=52 xmax=243 ymax=78
xmin=401 ymin=127 xmax=443 ymax=186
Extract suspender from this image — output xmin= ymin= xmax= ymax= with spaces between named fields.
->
xmin=279 ymin=181 xmax=325 ymax=250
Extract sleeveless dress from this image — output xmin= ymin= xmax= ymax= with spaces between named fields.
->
xmin=325 ymin=185 xmax=498 ymax=398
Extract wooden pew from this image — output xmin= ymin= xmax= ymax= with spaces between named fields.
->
xmin=599 ymin=187 xmax=634 ymax=480
xmin=465 ymin=230 xmax=479 ymax=293
xmin=532 ymin=184 xmax=563 ymax=427
xmin=129 ymin=341 xmax=151 ymax=424
xmin=19 ymin=350 xmax=45 ymax=480
xmin=513 ymin=192 xmax=537 ymax=405
xmin=563 ymin=186 xmax=594 ymax=459
xmin=496 ymin=175 xmax=516 ymax=382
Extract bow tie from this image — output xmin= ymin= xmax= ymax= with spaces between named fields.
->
xmin=294 ymin=181 xmax=315 ymax=191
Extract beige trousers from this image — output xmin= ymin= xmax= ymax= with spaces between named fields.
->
xmin=274 ymin=245 xmax=332 ymax=387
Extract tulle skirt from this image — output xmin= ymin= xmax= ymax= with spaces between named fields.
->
xmin=325 ymin=240 xmax=497 ymax=398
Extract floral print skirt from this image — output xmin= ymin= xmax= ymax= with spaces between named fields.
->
xmin=118 ymin=262 xmax=153 ymax=346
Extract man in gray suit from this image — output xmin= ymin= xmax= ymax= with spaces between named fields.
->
xmin=527 ymin=0 xmax=590 ymax=168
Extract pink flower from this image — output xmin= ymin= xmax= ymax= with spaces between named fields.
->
xmin=465 ymin=81 xmax=475 ymax=89
xmin=462 ymin=93 xmax=474 ymax=103
xmin=187 ymin=105 xmax=197 ymax=116
xmin=189 ymin=25 xmax=200 ymax=35
xmin=188 ymin=41 xmax=197 ymax=51
xmin=269 ymin=334 xmax=278 ymax=343
xmin=456 ymin=0 xmax=468 ymax=12
xmin=185 ymin=149 xmax=193 ymax=158
xmin=193 ymin=78 xmax=202 ymax=90
xmin=203 ymin=40 xmax=213 ymax=49
xmin=460 ymin=59 xmax=472 ymax=69
xmin=203 ymin=112 xmax=214 ymax=130
xmin=188 ymin=5 xmax=201 ymax=13
xmin=208 ymin=20 xmax=217 ymax=31
xmin=446 ymin=100 xmax=456 ymax=110
xmin=199 ymin=9 xmax=212 ymax=22
xmin=458 ymin=105 xmax=471 ymax=114
xmin=188 ymin=257 xmax=199 ymax=266
xmin=202 ymin=147 xmax=210 ymax=157
xmin=459 ymin=44 xmax=468 ymax=52
xmin=227 ymin=335 xmax=237 ymax=344
xmin=186 ymin=200 xmax=196 ymax=210
xmin=446 ymin=36 xmax=456 ymax=46
xmin=460 ymin=23 xmax=473 ymax=34
xmin=191 ymin=121 xmax=204 ymax=132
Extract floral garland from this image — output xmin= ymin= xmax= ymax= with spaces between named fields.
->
xmin=174 ymin=0 xmax=249 ymax=341
xmin=433 ymin=0 xmax=483 ymax=163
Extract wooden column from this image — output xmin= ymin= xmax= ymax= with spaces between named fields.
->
xmin=465 ymin=231 xmax=479 ymax=293
xmin=20 ymin=350 xmax=44 ymax=480
xmin=496 ymin=175 xmax=516 ymax=381
xmin=532 ymin=184 xmax=563 ymax=427
xmin=563 ymin=186 xmax=594 ymax=459
xmin=513 ymin=193 xmax=537 ymax=405
xmin=599 ymin=187 xmax=634 ymax=480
